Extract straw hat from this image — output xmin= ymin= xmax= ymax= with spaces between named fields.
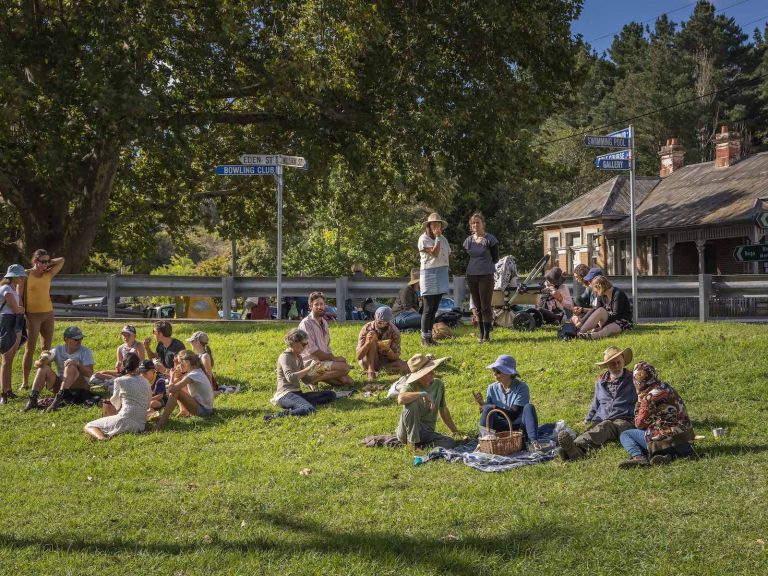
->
xmin=595 ymin=346 xmax=633 ymax=367
xmin=422 ymin=212 xmax=448 ymax=229
xmin=408 ymin=268 xmax=420 ymax=286
xmin=404 ymin=353 xmax=450 ymax=385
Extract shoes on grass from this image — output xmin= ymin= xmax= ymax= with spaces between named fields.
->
xmin=557 ymin=430 xmax=584 ymax=461
xmin=650 ymin=454 xmax=673 ymax=466
xmin=618 ymin=456 xmax=650 ymax=469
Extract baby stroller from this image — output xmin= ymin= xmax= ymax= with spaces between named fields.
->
xmin=492 ymin=254 xmax=551 ymax=331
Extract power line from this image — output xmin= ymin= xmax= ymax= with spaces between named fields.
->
xmin=583 ymin=0 xmax=755 ymax=48
xmin=532 ymin=70 xmax=768 ymax=148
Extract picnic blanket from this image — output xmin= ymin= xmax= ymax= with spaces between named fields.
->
xmin=427 ymin=423 xmax=559 ymax=473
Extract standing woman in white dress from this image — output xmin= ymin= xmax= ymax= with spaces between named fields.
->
xmin=418 ymin=213 xmax=451 ymax=347
xmin=84 ymin=352 xmax=150 ymax=440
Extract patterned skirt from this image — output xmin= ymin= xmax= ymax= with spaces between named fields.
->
xmin=420 ymin=266 xmax=449 ymax=296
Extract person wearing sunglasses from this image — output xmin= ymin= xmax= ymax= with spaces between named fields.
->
xmin=265 ymin=328 xmax=337 ymax=421
xmin=21 ymin=249 xmax=65 ymax=390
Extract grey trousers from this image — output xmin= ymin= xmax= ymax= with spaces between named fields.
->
xmin=575 ymin=418 xmax=634 ymax=451
xmin=395 ymin=402 xmax=455 ymax=448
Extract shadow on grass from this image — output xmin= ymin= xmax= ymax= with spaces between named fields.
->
xmin=696 ymin=443 xmax=768 ymax=458
xmin=157 ymin=406 xmax=263 ymax=432
xmin=0 ymin=512 xmax=568 ymax=575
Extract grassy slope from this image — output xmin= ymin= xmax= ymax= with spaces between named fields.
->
xmin=1 ymin=320 xmax=767 ymax=575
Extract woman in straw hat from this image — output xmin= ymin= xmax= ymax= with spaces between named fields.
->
xmin=395 ymin=353 xmax=458 ymax=448
xmin=1 ymin=264 xmax=27 ymax=404
xmin=462 ymin=212 xmax=499 ymax=342
xmin=418 ymin=213 xmax=451 ymax=346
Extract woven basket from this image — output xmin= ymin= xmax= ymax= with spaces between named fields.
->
xmin=477 ymin=409 xmax=524 ymax=455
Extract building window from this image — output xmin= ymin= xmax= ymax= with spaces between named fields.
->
xmin=650 ymin=236 xmax=660 ymax=275
xmin=549 ymin=235 xmax=560 ymax=267
xmin=607 ymin=239 xmax=615 ymax=274
xmin=565 ymin=232 xmax=581 ymax=273
xmin=618 ymin=239 xmax=628 ymax=275
xmin=588 ymin=234 xmax=600 ymax=268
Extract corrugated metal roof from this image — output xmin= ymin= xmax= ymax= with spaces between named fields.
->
xmin=534 ymin=175 xmax=659 ymax=226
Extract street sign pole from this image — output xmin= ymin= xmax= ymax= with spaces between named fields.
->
xmin=276 ymin=164 xmax=284 ymax=318
xmin=628 ymin=125 xmax=638 ymax=324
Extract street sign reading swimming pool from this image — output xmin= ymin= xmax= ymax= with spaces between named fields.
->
xmin=734 ymin=244 xmax=768 ymax=262
xmin=215 ymin=164 xmax=277 ymax=176
xmin=583 ymin=134 xmax=630 ymax=148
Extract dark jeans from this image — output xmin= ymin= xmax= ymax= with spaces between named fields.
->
xmin=394 ymin=311 xmax=421 ymax=330
xmin=620 ymin=428 xmax=696 ymax=459
xmin=467 ymin=274 xmax=494 ymax=323
xmin=277 ymin=390 xmax=336 ymax=416
xmin=575 ymin=418 xmax=634 ymax=451
xmin=479 ymin=403 xmax=539 ymax=442
xmin=421 ymin=294 xmax=443 ymax=336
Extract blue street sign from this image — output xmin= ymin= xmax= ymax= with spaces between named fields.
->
xmin=595 ymin=158 xmax=630 ymax=170
xmin=595 ymin=149 xmax=631 ymax=162
xmin=608 ymin=127 xmax=631 ymax=139
xmin=215 ymin=165 xmax=277 ymax=176
xmin=583 ymin=134 xmax=630 ymax=148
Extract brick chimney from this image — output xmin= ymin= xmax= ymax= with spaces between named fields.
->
xmin=715 ymin=125 xmax=741 ymax=168
xmin=658 ymin=138 xmax=685 ymax=177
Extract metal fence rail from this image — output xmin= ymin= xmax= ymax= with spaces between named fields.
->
xmin=49 ymin=273 xmax=768 ymax=321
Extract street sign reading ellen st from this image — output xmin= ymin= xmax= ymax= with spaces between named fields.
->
xmin=754 ymin=212 xmax=768 ymax=229
xmin=583 ymin=134 xmax=630 ymax=148
xmin=734 ymin=244 xmax=768 ymax=262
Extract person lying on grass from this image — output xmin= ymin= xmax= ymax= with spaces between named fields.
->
xmin=472 ymin=354 xmax=543 ymax=452
xmin=618 ymin=361 xmax=696 ymax=469
xmin=558 ymin=346 xmax=637 ymax=462
xmin=396 ymin=353 xmax=458 ymax=449
xmin=84 ymin=352 xmax=150 ymax=441
xmin=297 ymin=292 xmax=354 ymax=387
xmin=356 ymin=306 xmax=409 ymax=382
xmin=264 ymin=328 xmax=337 ymax=421
xmin=154 ymin=350 xmax=214 ymax=430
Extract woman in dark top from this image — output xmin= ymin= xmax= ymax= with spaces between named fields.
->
xmin=462 ymin=213 xmax=499 ymax=342
xmin=577 ymin=275 xmax=633 ymax=340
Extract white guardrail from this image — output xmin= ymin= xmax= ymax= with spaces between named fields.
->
xmin=49 ymin=273 xmax=768 ymax=322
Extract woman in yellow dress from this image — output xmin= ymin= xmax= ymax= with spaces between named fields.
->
xmin=21 ymin=249 xmax=65 ymax=389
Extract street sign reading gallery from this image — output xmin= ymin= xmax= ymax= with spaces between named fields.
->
xmin=734 ymin=244 xmax=768 ymax=262
xmin=754 ymin=212 xmax=768 ymax=229
xmin=583 ymin=134 xmax=630 ymax=148
xmin=595 ymin=158 xmax=630 ymax=170
xmin=215 ymin=164 xmax=277 ymax=176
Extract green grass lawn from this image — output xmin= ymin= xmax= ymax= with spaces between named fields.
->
xmin=1 ymin=319 xmax=767 ymax=575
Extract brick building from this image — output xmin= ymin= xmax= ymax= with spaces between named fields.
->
xmin=534 ymin=127 xmax=768 ymax=275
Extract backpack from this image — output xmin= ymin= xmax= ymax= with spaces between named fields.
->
xmin=558 ymin=322 xmax=578 ymax=341
xmin=434 ymin=310 xmax=462 ymax=327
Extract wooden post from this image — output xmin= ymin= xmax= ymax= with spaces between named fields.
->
xmin=699 ymin=273 xmax=711 ymax=322
xmin=336 ymin=276 xmax=348 ymax=322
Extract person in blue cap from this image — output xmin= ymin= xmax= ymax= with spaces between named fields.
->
xmin=1 ymin=264 xmax=28 ymax=404
xmin=473 ymin=354 xmax=542 ymax=451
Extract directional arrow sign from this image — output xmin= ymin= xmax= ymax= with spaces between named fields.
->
xmin=734 ymin=244 xmax=768 ymax=262
xmin=215 ymin=165 xmax=277 ymax=176
xmin=754 ymin=212 xmax=768 ymax=229
xmin=607 ymin=127 xmax=631 ymax=139
xmin=239 ymin=154 xmax=280 ymax=165
xmin=583 ymin=134 xmax=630 ymax=148
xmin=595 ymin=158 xmax=630 ymax=170
xmin=280 ymin=155 xmax=308 ymax=169
xmin=595 ymin=149 xmax=631 ymax=162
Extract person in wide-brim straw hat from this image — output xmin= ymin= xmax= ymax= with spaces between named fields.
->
xmin=557 ymin=346 xmax=637 ymax=462
xmin=418 ymin=212 xmax=452 ymax=347
xmin=394 ymin=353 xmax=458 ymax=448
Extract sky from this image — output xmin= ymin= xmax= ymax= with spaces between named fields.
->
xmin=571 ymin=0 xmax=768 ymax=55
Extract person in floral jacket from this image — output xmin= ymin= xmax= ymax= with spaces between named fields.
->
xmin=618 ymin=361 xmax=696 ymax=468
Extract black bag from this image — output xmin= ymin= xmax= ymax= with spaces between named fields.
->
xmin=557 ymin=322 xmax=578 ymax=341
xmin=434 ymin=310 xmax=462 ymax=327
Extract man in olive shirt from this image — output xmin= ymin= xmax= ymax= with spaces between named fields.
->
xmin=396 ymin=354 xmax=458 ymax=448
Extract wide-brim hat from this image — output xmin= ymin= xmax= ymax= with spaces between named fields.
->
xmin=422 ymin=212 xmax=448 ymax=229
xmin=408 ymin=268 xmax=420 ymax=286
xmin=4 ymin=264 xmax=27 ymax=278
xmin=596 ymin=346 xmax=633 ymax=367
xmin=486 ymin=354 xmax=519 ymax=376
xmin=405 ymin=353 xmax=450 ymax=385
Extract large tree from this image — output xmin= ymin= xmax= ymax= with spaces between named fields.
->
xmin=0 ymin=0 xmax=582 ymax=272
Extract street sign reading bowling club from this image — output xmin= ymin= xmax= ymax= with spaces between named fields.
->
xmin=215 ymin=165 xmax=277 ymax=176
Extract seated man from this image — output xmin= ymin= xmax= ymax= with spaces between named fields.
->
xmin=572 ymin=266 xmax=602 ymax=328
xmin=356 ymin=306 xmax=409 ymax=381
xmin=23 ymin=326 xmax=95 ymax=412
xmin=557 ymin=346 xmax=637 ymax=461
xmin=396 ymin=353 xmax=458 ymax=448
xmin=142 ymin=320 xmax=186 ymax=379
xmin=391 ymin=269 xmax=422 ymax=330
xmin=297 ymin=291 xmax=354 ymax=387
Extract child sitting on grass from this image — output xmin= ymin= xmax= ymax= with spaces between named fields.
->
xmin=138 ymin=359 xmax=167 ymax=415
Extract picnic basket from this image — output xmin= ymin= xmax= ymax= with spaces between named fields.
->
xmin=477 ymin=409 xmax=524 ymax=455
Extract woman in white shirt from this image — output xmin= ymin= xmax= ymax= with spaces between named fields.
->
xmin=155 ymin=349 xmax=214 ymax=430
xmin=418 ymin=213 xmax=451 ymax=347
xmin=0 ymin=264 xmax=27 ymax=404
